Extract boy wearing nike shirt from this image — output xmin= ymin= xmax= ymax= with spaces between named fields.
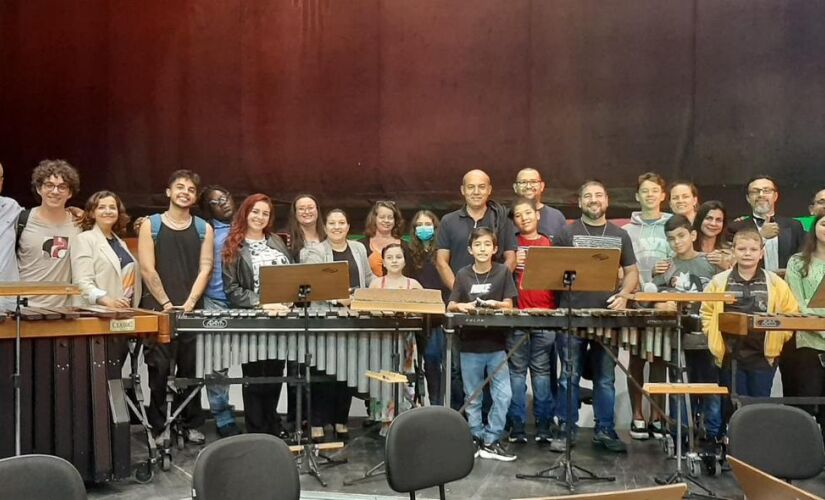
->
xmin=449 ymin=227 xmax=518 ymax=461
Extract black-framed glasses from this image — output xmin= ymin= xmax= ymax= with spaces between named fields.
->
xmin=748 ymin=187 xmax=776 ymax=196
xmin=515 ymin=180 xmax=541 ymax=187
xmin=42 ymin=182 xmax=70 ymax=193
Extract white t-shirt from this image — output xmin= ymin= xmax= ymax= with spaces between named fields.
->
xmin=246 ymin=239 xmax=289 ymax=294
xmin=0 ymin=196 xmax=23 ymax=310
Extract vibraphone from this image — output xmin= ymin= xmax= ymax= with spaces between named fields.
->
xmin=444 ymin=308 xmax=679 ymax=361
xmin=173 ymin=308 xmax=423 ymax=402
xmin=0 ymin=307 xmax=169 ymax=482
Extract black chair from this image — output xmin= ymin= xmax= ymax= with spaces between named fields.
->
xmin=385 ymin=406 xmax=475 ymax=500
xmin=728 ymin=403 xmax=825 ymax=480
xmin=192 ymin=434 xmax=299 ymax=500
xmin=0 ymin=454 xmax=86 ymax=500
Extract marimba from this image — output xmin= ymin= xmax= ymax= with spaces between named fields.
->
xmin=173 ymin=308 xmax=422 ymax=403
xmin=719 ymin=312 xmax=825 ymax=335
xmin=0 ymin=307 xmax=169 ymax=482
xmin=444 ymin=308 xmax=679 ymax=361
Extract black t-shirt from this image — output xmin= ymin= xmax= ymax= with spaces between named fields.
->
xmin=436 ymin=204 xmax=518 ymax=274
xmin=333 ymin=246 xmax=361 ymax=289
xmin=449 ymin=262 xmax=518 ymax=353
xmin=107 ymin=236 xmax=134 ymax=269
xmin=553 ymin=220 xmax=637 ymax=309
xmin=723 ymin=267 xmax=771 ymax=371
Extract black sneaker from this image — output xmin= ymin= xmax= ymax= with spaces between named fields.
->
xmin=217 ymin=423 xmax=241 ymax=439
xmin=630 ymin=419 xmax=649 ymax=440
xmin=478 ymin=441 xmax=517 ymax=462
xmin=508 ymin=420 xmax=527 ymax=443
xmin=549 ymin=423 xmax=577 ymax=453
xmin=648 ymin=421 xmax=666 ymax=439
xmin=592 ymin=429 xmax=627 ymax=453
xmin=472 ymin=436 xmax=482 ymax=458
xmin=535 ymin=420 xmax=553 ymax=443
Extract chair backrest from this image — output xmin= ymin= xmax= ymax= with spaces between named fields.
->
xmin=385 ymin=406 xmax=475 ymax=494
xmin=192 ymin=434 xmax=299 ymax=500
xmin=728 ymin=403 xmax=825 ymax=480
xmin=728 ymin=456 xmax=823 ymax=500
xmin=0 ymin=454 xmax=86 ymax=500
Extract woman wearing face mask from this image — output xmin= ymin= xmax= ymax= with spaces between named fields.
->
xmin=693 ymin=201 xmax=734 ymax=270
xmin=406 ymin=210 xmax=449 ymax=405
xmin=364 ymin=200 xmax=405 ymax=277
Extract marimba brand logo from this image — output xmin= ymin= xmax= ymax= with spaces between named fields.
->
xmin=757 ymin=319 xmax=780 ymax=328
xmin=202 ymin=319 xmax=228 ymax=329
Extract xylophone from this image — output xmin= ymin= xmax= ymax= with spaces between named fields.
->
xmin=444 ymin=308 xmax=679 ymax=362
xmin=0 ymin=307 xmax=168 ymax=482
xmin=719 ymin=312 xmax=825 ymax=335
xmin=173 ymin=308 xmax=423 ymax=403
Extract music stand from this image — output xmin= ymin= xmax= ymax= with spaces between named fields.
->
xmin=807 ymin=274 xmax=825 ymax=309
xmin=515 ymin=247 xmax=619 ymax=492
xmin=259 ymin=262 xmax=350 ymax=487
xmin=0 ymin=281 xmax=79 ymax=456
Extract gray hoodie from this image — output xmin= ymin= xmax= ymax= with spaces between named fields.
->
xmin=622 ymin=211 xmax=673 ymax=284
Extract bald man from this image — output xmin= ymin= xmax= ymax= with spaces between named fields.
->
xmin=0 ymin=162 xmax=23 ymax=310
xmin=436 ymin=169 xmax=517 ymax=291
xmin=512 ymin=168 xmax=567 ymax=239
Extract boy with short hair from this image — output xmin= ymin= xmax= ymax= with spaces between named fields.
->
xmin=448 ymin=227 xmax=518 ymax=461
xmin=701 ymin=228 xmax=799 ymax=402
xmin=507 ymin=197 xmax=556 ymax=444
xmin=654 ymin=214 xmax=721 ymax=443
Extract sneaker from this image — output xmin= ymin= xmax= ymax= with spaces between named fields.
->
xmin=478 ymin=441 xmax=517 ymax=462
xmin=592 ymin=429 xmax=627 ymax=453
xmin=153 ymin=428 xmax=170 ymax=448
xmin=184 ymin=428 xmax=206 ymax=445
xmin=217 ymin=423 xmax=241 ymax=439
xmin=630 ymin=419 xmax=650 ymax=440
xmin=508 ymin=421 xmax=528 ymax=444
xmin=549 ymin=424 xmax=578 ymax=453
xmin=535 ymin=420 xmax=553 ymax=443
xmin=472 ymin=436 xmax=482 ymax=458
xmin=648 ymin=421 xmax=666 ymax=439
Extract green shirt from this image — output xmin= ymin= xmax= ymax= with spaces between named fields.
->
xmin=798 ymin=215 xmax=816 ymax=232
xmin=785 ymin=254 xmax=825 ymax=350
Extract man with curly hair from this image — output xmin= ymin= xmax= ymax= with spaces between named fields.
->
xmin=16 ymin=159 xmax=82 ymax=308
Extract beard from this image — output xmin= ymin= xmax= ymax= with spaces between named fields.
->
xmin=582 ymin=204 xmax=605 ymax=220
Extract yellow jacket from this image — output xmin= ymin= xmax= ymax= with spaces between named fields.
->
xmin=701 ymin=268 xmax=799 ymax=367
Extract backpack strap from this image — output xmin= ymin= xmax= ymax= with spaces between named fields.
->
xmin=149 ymin=213 xmax=162 ymax=242
xmin=193 ymin=216 xmax=207 ymax=242
xmin=15 ymin=208 xmax=31 ymax=253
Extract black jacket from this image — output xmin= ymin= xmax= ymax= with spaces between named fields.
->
xmin=222 ymin=234 xmax=293 ymax=308
xmin=727 ymin=214 xmax=805 ymax=269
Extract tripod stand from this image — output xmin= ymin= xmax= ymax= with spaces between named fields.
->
xmin=516 ymin=269 xmax=615 ymax=491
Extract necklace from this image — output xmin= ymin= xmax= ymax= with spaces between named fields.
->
xmin=472 ymin=265 xmax=491 ymax=286
xmin=162 ymin=211 xmax=192 ymax=230
xmin=580 ymin=219 xmax=607 ymax=237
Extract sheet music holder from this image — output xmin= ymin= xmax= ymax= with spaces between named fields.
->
xmin=808 ymin=273 xmax=825 ymax=309
xmin=522 ymin=247 xmax=620 ymax=292
xmin=728 ymin=456 xmax=823 ymax=500
xmin=259 ymin=261 xmax=350 ymax=304
xmin=351 ymin=288 xmax=445 ymax=315
xmin=516 ymin=247 xmax=620 ymax=491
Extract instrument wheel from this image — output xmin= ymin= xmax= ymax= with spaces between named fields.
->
xmin=176 ymin=434 xmax=185 ymax=450
xmin=701 ymin=454 xmax=721 ymax=476
xmin=687 ymin=456 xmax=702 ymax=478
xmin=134 ymin=462 xmax=153 ymax=484
xmin=661 ymin=435 xmax=675 ymax=457
xmin=161 ymin=453 xmax=172 ymax=471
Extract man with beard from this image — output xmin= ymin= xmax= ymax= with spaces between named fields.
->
xmin=798 ymin=187 xmax=825 ymax=232
xmin=199 ymin=185 xmax=243 ymax=438
xmin=728 ymin=175 xmax=804 ymax=274
xmin=550 ymin=180 xmax=639 ymax=453
xmin=138 ymin=170 xmax=214 ymax=446
xmin=511 ymin=168 xmax=567 ymax=240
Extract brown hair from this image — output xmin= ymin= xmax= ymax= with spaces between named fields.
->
xmin=732 ymin=227 xmax=763 ymax=247
xmin=31 ymin=159 xmax=80 ymax=198
xmin=287 ymin=194 xmax=326 ymax=257
xmin=796 ymin=213 xmax=825 ymax=278
xmin=80 ymin=191 xmax=130 ymax=235
xmin=407 ymin=210 xmax=440 ymax=272
xmin=637 ymin=172 xmax=666 ymax=192
xmin=364 ymin=200 xmax=404 ymax=239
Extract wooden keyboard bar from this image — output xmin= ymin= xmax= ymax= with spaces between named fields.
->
xmin=0 ymin=311 xmax=170 ymax=343
xmin=719 ymin=312 xmax=825 ymax=336
xmin=644 ymin=383 xmax=729 ymax=395
xmin=632 ymin=292 xmax=736 ymax=303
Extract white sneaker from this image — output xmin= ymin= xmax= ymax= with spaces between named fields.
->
xmin=630 ymin=419 xmax=649 ymax=440
xmin=185 ymin=428 xmax=206 ymax=445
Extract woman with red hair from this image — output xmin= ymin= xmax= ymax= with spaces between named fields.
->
xmin=222 ymin=193 xmax=292 ymax=434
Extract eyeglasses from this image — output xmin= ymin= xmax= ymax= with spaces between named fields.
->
xmin=296 ymin=207 xmax=316 ymax=213
xmin=515 ymin=180 xmax=541 ymax=187
xmin=748 ymin=187 xmax=776 ymax=196
xmin=208 ymin=195 xmax=229 ymax=206
xmin=42 ymin=182 xmax=70 ymax=193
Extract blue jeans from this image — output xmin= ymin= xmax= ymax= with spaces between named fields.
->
xmin=423 ymin=327 xmax=445 ymax=406
xmin=720 ymin=364 xmax=776 ymax=432
xmin=461 ymin=351 xmax=512 ymax=445
xmin=203 ymin=296 xmax=237 ymax=429
xmin=506 ymin=329 xmax=556 ymax=425
xmin=672 ymin=349 xmax=722 ymax=440
xmin=555 ymin=334 xmax=617 ymax=433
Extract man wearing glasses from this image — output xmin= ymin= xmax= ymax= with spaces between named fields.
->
xmin=512 ymin=168 xmax=567 ymax=240
xmin=798 ymin=188 xmax=825 ymax=232
xmin=729 ymin=175 xmax=805 ymax=274
xmin=17 ymin=160 xmax=82 ymax=307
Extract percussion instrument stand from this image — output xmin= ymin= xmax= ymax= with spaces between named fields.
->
xmin=517 ymin=270 xmax=615 ymax=491
xmin=12 ymin=295 xmax=27 ymax=456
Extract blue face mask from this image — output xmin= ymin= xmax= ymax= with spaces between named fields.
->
xmin=415 ymin=225 xmax=435 ymax=241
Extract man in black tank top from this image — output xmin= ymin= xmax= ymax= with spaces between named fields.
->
xmin=138 ymin=170 xmax=215 ymax=445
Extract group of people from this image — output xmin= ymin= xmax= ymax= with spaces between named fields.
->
xmin=2 ymin=158 xmax=825 ymax=466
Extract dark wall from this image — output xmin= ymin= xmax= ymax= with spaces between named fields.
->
xmin=1 ymin=1 xmax=823 ymax=218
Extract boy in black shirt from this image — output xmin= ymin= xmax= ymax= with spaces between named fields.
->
xmin=448 ymin=227 xmax=518 ymax=461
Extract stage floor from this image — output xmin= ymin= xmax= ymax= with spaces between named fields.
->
xmin=86 ymin=418 xmax=825 ymax=500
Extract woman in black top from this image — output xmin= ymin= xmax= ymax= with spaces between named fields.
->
xmin=223 ymin=193 xmax=292 ymax=435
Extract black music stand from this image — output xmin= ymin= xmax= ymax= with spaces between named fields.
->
xmin=0 ymin=281 xmax=79 ymax=456
xmin=515 ymin=247 xmax=620 ymax=492
xmin=259 ymin=261 xmax=350 ymax=487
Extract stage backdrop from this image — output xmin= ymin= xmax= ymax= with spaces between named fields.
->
xmin=1 ymin=1 xmax=823 ymax=218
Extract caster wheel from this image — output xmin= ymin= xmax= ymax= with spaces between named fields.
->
xmin=134 ymin=462 xmax=153 ymax=484
xmin=662 ymin=435 xmax=675 ymax=457
xmin=161 ymin=453 xmax=172 ymax=471
xmin=176 ymin=434 xmax=185 ymax=450
xmin=688 ymin=456 xmax=702 ymax=477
